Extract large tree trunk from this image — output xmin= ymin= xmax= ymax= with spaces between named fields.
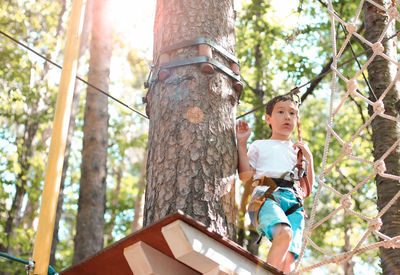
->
xmin=364 ymin=1 xmax=400 ymax=274
xmin=144 ymin=0 xmax=239 ymax=240
xmin=50 ymin=0 xmax=93 ymax=267
xmin=72 ymin=0 xmax=112 ymax=265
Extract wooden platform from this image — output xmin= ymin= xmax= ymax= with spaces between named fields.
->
xmin=61 ymin=212 xmax=282 ymax=275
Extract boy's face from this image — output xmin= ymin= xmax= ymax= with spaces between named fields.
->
xmin=265 ymin=100 xmax=299 ymax=140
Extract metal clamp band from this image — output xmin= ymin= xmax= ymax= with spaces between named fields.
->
xmin=160 ymin=56 xmax=241 ymax=82
xmin=159 ymin=37 xmax=239 ymax=65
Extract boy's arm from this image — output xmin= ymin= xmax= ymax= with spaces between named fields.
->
xmin=294 ymin=141 xmax=314 ymax=198
xmin=236 ymin=120 xmax=255 ymax=182
xmin=237 ymin=142 xmax=255 ymax=181
xmin=304 ymin=151 xmax=314 ymax=197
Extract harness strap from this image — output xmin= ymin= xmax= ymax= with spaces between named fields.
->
xmin=250 ymin=177 xmax=304 ymax=245
xmin=285 ymin=200 xmax=303 ymax=216
xmin=272 ymin=178 xmax=296 ymax=188
xmin=256 ymin=232 xmax=265 ymax=245
xmin=256 ymin=177 xmax=304 ymax=216
xmin=261 ymin=177 xmax=277 ymax=202
xmin=296 ymin=150 xmax=312 ymax=198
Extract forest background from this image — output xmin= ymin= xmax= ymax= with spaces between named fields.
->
xmin=0 ymin=0 xmax=397 ymax=274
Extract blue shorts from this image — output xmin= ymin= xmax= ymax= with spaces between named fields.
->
xmin=258 ymin=188 xmax=305 ymax=259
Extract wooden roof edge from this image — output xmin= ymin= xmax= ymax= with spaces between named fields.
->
xmin=171 ymin=211 xmax=283 ymax=274
xmin=61 ymin=211 xmax=283 ymax=275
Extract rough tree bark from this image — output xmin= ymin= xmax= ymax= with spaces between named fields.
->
xmin=144 ymin=0 xmax=239 ymax=240
xmin=364 ymin=1 xmax=400 ymax=274
xmin=72 ymin=0 xmax=111 ymax=265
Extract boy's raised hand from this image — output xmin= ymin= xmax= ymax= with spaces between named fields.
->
xmin=236 ymin=120 xmax=251 ymax=145
xmin=293 ymin=141 xmax=312 ymax=159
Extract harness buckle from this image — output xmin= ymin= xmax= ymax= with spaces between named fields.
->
xmin=289 ymin=157 xmax=309 ymax=181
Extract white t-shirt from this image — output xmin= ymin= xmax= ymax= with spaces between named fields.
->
xmin=247 ymin=139 xmax=299 ymax=204
xmin=248 ymin=139 xmax=298 ymax=180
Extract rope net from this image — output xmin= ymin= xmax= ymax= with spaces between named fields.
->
xmin=295 ymin=0 xmax=400 ymax=273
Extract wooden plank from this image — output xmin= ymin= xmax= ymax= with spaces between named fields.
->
xmin=162 ymin=220 xmax=274 ymax=275
xmin=61 ymin=212 xmax=281 ymax=275
xmin=123 ymin=241 xmax=199 ymax=275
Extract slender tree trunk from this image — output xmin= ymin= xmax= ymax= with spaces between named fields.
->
xmin=254 ymin=43 xmax=263 ymax=98
xmin=144 ymin=0 xmax=239 ymax=240
xmin=104 ymin=165 xmax=123 ymax=246
xmin=1 ymin=0 xmax=69 ymax=264
xmin=1 ymin=118 xmax=38 ymax=254
xmin=247 ymin=38 xmax=264 ymax=252
xmin=50 ymin=0 xmax=92 ymax=267
xmin=73 ymin=0 xmax=112 ymax=265
xmin=0 ymin=118 xmax=38 ymax=275
xmin=364 ymin=2 xmax=400 ymax=274
xmin=21 ymin=0 xmax=69 ymax=242
xmin=343 ymin=217 xmax=354 ymax=275
xmin=237 ymin=179 xmax=260 ymax=254
xmin=131 ymin=152 xmax=147 ymax=233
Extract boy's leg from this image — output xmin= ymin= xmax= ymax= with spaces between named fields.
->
xmin=286 ymin=208 xmax=305 ymax=261
xmin=266 ymin=223 xmax=293 ymax=271
xmin=282 ymin=252 xmax=295 ymax=274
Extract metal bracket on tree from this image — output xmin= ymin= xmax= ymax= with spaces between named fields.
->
xmin=143 ymin=38 xmax=243 ymax=118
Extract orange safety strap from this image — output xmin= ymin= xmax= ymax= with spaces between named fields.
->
xmin=296 ymin=117 xmax=312 ymax=198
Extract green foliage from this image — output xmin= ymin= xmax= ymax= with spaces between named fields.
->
xmin=236 ymin=0 xmax=283 ymax=140
xmin=0 ymin=0 xmax=391 ymax=273
xmin=1 ymin=1 xmax=63 ymax=265
xmin=104 ymin=102 xmax=148 ymax=245
xmin=1 ymin=0 xmax=149 ymax=272
xmin=235 ymin=0 xmax=383 ymax=273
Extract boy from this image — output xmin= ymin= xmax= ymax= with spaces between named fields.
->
xmin=236 ymin=95 xmax=314 ymax=274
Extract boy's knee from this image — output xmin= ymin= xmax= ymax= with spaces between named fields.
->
xmin=273 ymin=224 xmax=293 ymax=241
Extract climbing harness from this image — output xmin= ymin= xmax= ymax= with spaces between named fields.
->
xmin=143 ymin=37 xmax=243 ymax=118
xmin=295 ymin=110 xmax=313 ymax=199
xmin=247 ymin=87 xmax=311 ymax=242
xmin=248 ymin=175 xmax=306 ymax=232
